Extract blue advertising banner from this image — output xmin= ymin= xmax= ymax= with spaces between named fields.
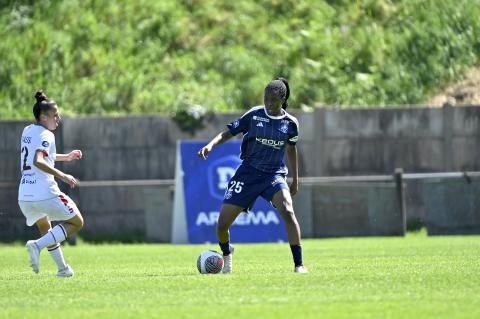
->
xmin=180 ymin=140 xmax=287 ymax=243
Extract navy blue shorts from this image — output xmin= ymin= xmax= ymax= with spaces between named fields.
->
xmin=223 ymin=162 xmax=289 ymax=209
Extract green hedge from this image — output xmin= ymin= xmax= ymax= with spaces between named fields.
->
xmin=1 ymin=0 xmax=479 ymax=119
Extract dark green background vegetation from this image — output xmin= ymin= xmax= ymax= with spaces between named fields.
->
xmin=1 ymin=0 xmax=479 ymax=119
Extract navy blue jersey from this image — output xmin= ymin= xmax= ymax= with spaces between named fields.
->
xmin=227 ymin=106 xmax=299 ymax=174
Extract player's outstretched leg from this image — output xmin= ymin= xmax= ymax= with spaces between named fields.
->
xmin=27 ymin=214 xmax=83 ymax=275
xmin=294 ymin=264 xmax=308 ymax=273
xmin=26 ymin=223 xmax=68 ymax=274
xmin=217 ymin=204 xmax=243 ymax=273
xmin=48 ymin=244 xmax=74 ymax=277
xmin=56 ymin=264 xmax=74 ymax=277
xmin=25 ymin=240 xmax=40 ymax=273
xmin=220 ymin=244 xmax=234 ymax=273
xmin=271 ymin=189 xmax=308 ymax=273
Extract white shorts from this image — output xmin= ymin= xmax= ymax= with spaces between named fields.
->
xmin=18 ymin=193 xmax=80 ymax=226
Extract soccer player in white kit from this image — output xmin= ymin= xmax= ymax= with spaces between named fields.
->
xmin=18 ymin=91 xmax=84 ymax=277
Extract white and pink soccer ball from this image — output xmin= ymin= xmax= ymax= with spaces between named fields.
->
xmin=197 ymin=250 xmax=224 ymax=274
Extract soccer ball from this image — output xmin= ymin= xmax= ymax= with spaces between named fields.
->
xmin=197 ymin=250 xmax=224 ymax=274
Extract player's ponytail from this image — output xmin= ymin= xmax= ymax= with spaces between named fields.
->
xmin=277 ymin=77 xmax=290 ymax=110
xmin=33 ymin=90 xmax=56 ymax=120
xmin=34 ymin=90 xmax=48 ymax=103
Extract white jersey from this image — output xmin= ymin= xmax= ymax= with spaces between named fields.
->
xmin=18 ymin=124 xmax=61 ymax=201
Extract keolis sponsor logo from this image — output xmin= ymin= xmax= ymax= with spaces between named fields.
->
xmin=255 ymin=137 xmax=285 ymax=149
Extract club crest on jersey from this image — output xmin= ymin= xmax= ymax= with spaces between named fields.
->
xmin=279 ymin=122 xmax=289 ymax=133
xmin=253 ymin=115 xmax=270 ymax=122
xmin=42 ymin=141 xmax=49 ymax=147
xmin=224 ymin=191 xmax=233 ymax=200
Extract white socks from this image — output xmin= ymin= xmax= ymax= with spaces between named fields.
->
xmin=36 ymin=224 xmax=67 ymax=250
xmin=48 ymin=244 xmax=67 ymax=270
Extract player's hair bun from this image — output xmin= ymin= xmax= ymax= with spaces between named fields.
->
xmin=34 ymin=90 xmax=48 ymax=103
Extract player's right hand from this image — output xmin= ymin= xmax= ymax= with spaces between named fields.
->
xmin=60 ymin=173 xmax=78 ymax=188
xmin=197 ymin=145 xmax=211 ymax=159
xmin=67 ymin=150 xmax=83 ymax=161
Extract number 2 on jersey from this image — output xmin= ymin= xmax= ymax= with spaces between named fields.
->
xmin=228 ymin=180 xmax=244 ymax=193
xmin=21 ymin=146 xmax=32 ymax=171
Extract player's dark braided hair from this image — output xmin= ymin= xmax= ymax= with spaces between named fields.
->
xmin=264 ymin=77 xmax=290 ymax=110
xmin=33 ymin=90 xmax=57 ymax=120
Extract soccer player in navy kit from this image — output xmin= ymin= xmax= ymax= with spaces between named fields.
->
xmin=198 ymin=78 xmax=308 ymax=273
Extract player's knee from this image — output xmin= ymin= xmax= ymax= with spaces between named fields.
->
xmin=280 ymin=207 xmax=296 ymax=224
xmin=37 ymin=224 xmax=51 ymax=235
xmin=76 ymin=213 xmax=84 ymax=229
xmin=68 ymin=213 xmax=84 ymax=231
xmin=286 ymin=209 xmax=296 ymax=223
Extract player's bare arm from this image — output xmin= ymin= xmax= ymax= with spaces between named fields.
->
xmin=286 ymin=143 xmax=299 ymax=196
xmin=197 ymin=130 xmax=234 ymax=159
xmin=34 ymin=150 xmax=78 ymax=188
xmin=55 ymin=150 xmax=83 ymax=162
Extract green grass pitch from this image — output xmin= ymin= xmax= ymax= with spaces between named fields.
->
xmin=0 ymin=233 xmax=479 ymax=319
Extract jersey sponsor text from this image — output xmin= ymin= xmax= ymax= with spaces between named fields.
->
xmin=255 ymin=137 xmax=285 ymax=149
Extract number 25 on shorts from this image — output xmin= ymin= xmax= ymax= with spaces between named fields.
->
xmin=228 ymin=181 xmax=244 ymax=193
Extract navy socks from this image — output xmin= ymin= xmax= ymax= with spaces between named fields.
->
xmin=290 ymin=244 xmax=303 ymax=267
xmin=219 ymin=241 xmax=232 ymax=256
xmin=220 ymin=242 xmax=301 ymax=265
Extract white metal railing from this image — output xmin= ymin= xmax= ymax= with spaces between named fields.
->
xmin=298 ymin=171 xmax=480 ymax=184
xmin=403 ymin=171 xmax=480 ymax=180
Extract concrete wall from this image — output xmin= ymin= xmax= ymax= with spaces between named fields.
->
xmin=0 ymin=182 xmax=38 ymax=241
xmin=3 ymin=106 xmax=479 ymax=183
xmin=424 ymin=177 xmax=480 ymax=235
xmin=0 ymin=120 xmax=34 ymax=183
xmin=61 ymin=114 xmax=237 ymax=180
xmin=312 ymin=107 xmax=480 ymax=176
xmin=67 ymin=183 xmax=174 ymax=242
xmin=315 ymin=182 xmax=405 ymax=237
xmin=309 ymin=182 xmax=405 ymax=237
xmin=0 ymin=111 xmax=316 ymax=182
xmin=1 ymin=106 xmax=479 ymax=241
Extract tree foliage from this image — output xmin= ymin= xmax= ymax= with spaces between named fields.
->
xmin=1 ymin=0 xmax=479 ymax=118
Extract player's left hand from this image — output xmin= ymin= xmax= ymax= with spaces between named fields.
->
xmin=289 ymin=179 xmax=298 ymax=196
xmin=67 ymin=150 xmax=83 ymax=161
